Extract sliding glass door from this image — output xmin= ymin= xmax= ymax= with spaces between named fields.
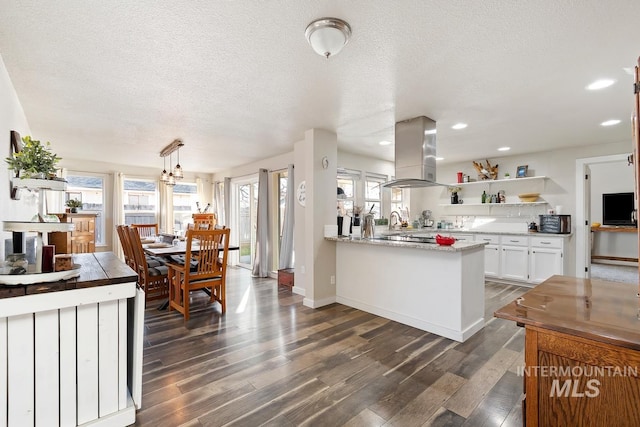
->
xmin=237 ymin=179 xmax=258 ymax=269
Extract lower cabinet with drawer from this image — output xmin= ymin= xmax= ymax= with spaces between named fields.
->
xmin=529 ymin=236 xmax=565 ymax=284
xmin=500 ymin=236 xmax=530 ymax=282
xmin=476 ymin=234 xmax=570 ymax=285
xmin=477 ymin=234 xmax=501 ymax=277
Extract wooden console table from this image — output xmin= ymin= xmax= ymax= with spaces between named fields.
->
xmin=591 ymin=226 xmax=638 ymax=262
xmin=495 ymin=275 xmax=640 ymax=426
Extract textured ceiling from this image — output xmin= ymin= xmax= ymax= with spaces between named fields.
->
xmin=0 ymin=1 xmax=638 ymax=174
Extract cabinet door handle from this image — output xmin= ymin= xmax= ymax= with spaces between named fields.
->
xmin=482 ymin=238 xmax=491 ymax=241
xmin=539 ymin=241 xmax=551 ymax=245
xmin=509 ymin=240 xmax=519 ymax=243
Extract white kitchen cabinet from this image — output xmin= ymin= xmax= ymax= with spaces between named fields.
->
xmin=484 ymin=245 xmax=501 ymax=276
xmin=500 ymin=236 xmax=529 ymax=281
xmin=530 ymin=236 xmax=565 ymax=284
xmin=475 ymin=234 xmax=500 ymax=277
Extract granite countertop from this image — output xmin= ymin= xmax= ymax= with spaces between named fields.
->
xmin=325 ymin=236 xmax=487 ymax=252
xmin=387 ymin=228 xmax=572 ymax=237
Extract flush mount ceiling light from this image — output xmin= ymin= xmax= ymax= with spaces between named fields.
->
xmin=451 ymin=123 xmax=468 ymax=130
xmin=601 ymin=119 xmax=621 ymax=126
xmin=379 ymin=140 xmax=392 ymax=146
xmin=305 ymin=17 xmax=352 ymax=59
xmin=498 ymin=146 xmax=511 ymax=151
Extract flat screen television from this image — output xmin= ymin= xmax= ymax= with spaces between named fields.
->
xmin=602 ymin=192 xmax=636 ymax=226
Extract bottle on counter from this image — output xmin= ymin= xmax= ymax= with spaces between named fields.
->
xmin=481 ymin=191 xmax=487 ymax=204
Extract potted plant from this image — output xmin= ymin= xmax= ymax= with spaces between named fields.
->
xmin=66 ymin=198 xmax=83 ymax=213
xmin=5 ymin=136 xmax=61 ymax=179
xmin=448 ymin=186 xmax=462 ymax=204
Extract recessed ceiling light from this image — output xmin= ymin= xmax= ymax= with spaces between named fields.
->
xmin=451 ymin=123 xmax=468 ymax=130
xmin=586 ymin=79 xmax=615 ymax=90
xmin=497 ymin=146 xmax=511 ymax=151
xmin=435 ymin=157 xmax=444 ymax=161
xmin=379 ymin=140 xmax=392 ymax=146
xmin=601 ymin=119 xmax=621 ymax=126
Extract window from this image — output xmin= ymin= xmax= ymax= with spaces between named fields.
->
xmin=365 ymin=173 xmax=386 ymax=219
xmin=390 ymin=186 xmax=404 ymax=213
xmin=65 ymin=174 xmax=106 ymax=245
xmin=123 ymin=179 xmax=158 ymax=225
xmin=337 ymin=170 xmax=359 ymax=216
xmin=173 ymin=182 xmax=198 ymax=232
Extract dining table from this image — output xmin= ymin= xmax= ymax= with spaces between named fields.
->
xmin=143 ymin=241 xmax=240 ymax=257
xmin=142 ymin=240 xmax=239 ymax=310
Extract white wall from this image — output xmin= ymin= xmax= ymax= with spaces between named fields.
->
xmin=0 ymin=55 xmax=36 ymax=260
xmin=590 ymin=160 xmax=634 ymax=224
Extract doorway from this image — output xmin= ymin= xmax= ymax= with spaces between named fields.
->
xmin=575 ymin=153 xmax=632 ymax=278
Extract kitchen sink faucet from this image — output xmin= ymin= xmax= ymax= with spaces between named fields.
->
xmin=389 ymin=211 xmax=402 ymax=230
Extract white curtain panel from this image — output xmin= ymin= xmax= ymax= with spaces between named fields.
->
xmin=159 ymin=182 xmax=174 ymax=234
xmin=112 ymin=172 xmax=125 ymax=260
xmin=278 ymin=164 xmax=294 ymax=270
xmin=252 ymin=169 xmax=269 ymax=277
xmin=223 ymin=177 xmax=231 ymax=228
xmin=213 ymin=181 xmax=224 ymax=226
xmin=196 ymin=177 xmax=204 ymax=210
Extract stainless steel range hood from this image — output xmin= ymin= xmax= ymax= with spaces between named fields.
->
xmin=382 ymin=116 xmax=445 ymax=188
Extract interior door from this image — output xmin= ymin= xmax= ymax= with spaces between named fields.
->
xmin=236 ymin=180 xmax=258 ymax=269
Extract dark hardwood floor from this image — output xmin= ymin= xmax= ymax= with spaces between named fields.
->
xmin=135 ymin=268 xmax=528 ymax=426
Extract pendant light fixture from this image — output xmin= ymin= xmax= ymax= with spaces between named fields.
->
xmin=159 ymin=138 xmax=184 ymax=186
xmin=160 ymin=156 xmax=168 ymax=182
xmin=173 ymin=146 xmax=183 ymax=180
xmin=166 ymin=154 xmax=176 ymax=187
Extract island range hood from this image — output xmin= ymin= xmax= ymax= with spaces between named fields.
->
xmin=382 ymin=116 xmax=445 ymax=188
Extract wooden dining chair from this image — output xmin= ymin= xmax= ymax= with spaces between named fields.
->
xmin=166 ymin=227 xmax=230 ymax=321
xmin=127 ymin=226 xmax=169 ymax=303
xmin=190 ymin=213 xmax=216 ymax=231
xmin=116 ymin=225 xmax=135 ymax=270
xmin=131 ymin=223 xmax=159 ymax=238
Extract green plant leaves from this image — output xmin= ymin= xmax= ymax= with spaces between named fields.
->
xmin=5 ymin=135 xmax=61 ymax=178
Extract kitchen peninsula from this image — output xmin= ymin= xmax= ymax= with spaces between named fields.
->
xmin=327 ymin=236 xmax=487 ymax=342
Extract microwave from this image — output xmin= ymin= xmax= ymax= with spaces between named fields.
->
xmin=539 ymin=215 xmax=571 ymax=234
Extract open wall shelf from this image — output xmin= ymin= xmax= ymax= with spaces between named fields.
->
xmin=447 ymin=176 xmax=547 ymax=187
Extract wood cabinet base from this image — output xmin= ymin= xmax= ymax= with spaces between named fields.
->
xmin=278 ymin=268 xmax=294 ymax=289
xmin=48 ymin=213 xmax=97 ymax=254
xmin=524 ymin=326 xmax=640 ymax=426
